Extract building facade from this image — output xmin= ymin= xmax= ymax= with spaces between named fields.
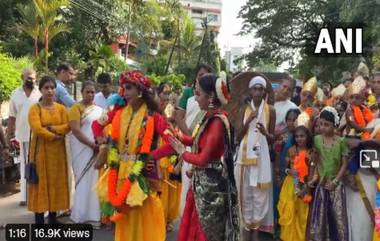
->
xmin=180 ymin=0 xmax=222 ymax=33
xmin=225 ymin=47 xmax=245 ymax=72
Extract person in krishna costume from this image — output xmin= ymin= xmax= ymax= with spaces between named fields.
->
xmin=92 ymin=70 xmax=179 ymax=241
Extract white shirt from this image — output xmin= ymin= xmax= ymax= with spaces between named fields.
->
xmin=185 ymin=96 xmax=201 ymax=129
xmin=94 ymin=92 xmax=112 ymax=109
xmin=274 ymin=99 xmax=298 ymax=125
xmin=9 ymin=86 xmax=41 ymax=142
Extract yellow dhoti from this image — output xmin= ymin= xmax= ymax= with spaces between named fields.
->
xmin=278 ymin=175 xmax=309 ymax=241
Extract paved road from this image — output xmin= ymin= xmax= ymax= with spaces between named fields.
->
xmin=0 ymin=191 xmax=273 ymax=241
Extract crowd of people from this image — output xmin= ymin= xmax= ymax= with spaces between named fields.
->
xmin=1 ymin=61 xmax=380 ymax=241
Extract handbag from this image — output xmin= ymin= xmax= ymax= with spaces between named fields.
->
xmin=25 ymin=104 xmax=40 ymax=184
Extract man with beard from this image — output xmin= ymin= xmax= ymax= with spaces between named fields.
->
xmin=7 ymin=68 xmax=41 ymax=206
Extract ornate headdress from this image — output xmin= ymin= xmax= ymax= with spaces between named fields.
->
xmin=320 ymin=106 xmax=340 ymax=127
xmin=302 ymin=76 xmax=318 ymax=95
xmin=215 ymin=71 xmax=231 ymax=105
xmin=357 ymin=62 xmax=369 ymax=78
xmin=331 ymin=84 xmax=346 ymax=98
xmin=315 ymin=87 xmax=326 ymax=103
xmin=295 ymin=111 xmax=312 ymax=128
xmin=119 ymin=70 xmax=152 ymax=96
xmin=346 ymin=75 xmax=367 ymax=96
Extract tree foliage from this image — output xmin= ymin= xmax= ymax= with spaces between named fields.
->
xmin=0 ymin=51 xmax=34 ymax=102
xmin=239 ymin=0 xmax=380 ymax=81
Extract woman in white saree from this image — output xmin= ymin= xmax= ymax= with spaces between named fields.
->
xmin=68 ymin=81 xmax=104 ymax=226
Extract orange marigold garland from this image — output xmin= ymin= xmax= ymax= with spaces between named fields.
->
xmin=104 ymin=112 xmax=156 ymax=222
xmin=304 ymin=107 xmax=314 ymax=118
xmin=352 ymin=105 xmax=374 ymax=139
xmin=293 ymin=150 xmax=313 ymax=203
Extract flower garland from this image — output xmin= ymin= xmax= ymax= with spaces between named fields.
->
xmin=304 ymin=107 xmax=314 ymax=117
xmin=293 ymin=150 xmax=312 ymax=203
xmin=352 ymin=105 xmax=374 ymax=139
xmin=106 ymin=113 xmax=155 ymax=221
xmin=167 ymin=155 xmax=178 ymax=174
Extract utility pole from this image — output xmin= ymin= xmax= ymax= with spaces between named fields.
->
xmin=125 ymin=3 xmax=132 ymax=61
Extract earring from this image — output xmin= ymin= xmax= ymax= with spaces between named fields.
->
xmin=138 ymin=93 xmax=142 ymax=98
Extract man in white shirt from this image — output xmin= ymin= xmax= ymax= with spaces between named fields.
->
xmin=94 ymin=73 xmax=113 ymax=109
xmin=274 ymin=78 xmax=298 ymax=130
xmin=7 ymin=68 xmax=41 ymax=206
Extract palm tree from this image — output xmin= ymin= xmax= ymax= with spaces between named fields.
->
xmin=33 ymin=0 xmax=71 ymax=69
xmin=16 ymin=3 xmax=41 ymax=57
xmin=178 ymin=16 xmax=202 ymax=61
xmin=17 ymin=0 xmax=70 ymax=70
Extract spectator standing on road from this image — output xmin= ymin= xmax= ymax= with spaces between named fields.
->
xmin=28 ymin=76 xmax=70 ymax=224
xmin=94 ymin=73 xmax=114 ymax=110
xmin=55 ymin=63 xmax=76 ymax=108
xmin=69 ymin=81 xmax=103 ymax=228
xmin=7 ymin=68 xmax=41 ymax=206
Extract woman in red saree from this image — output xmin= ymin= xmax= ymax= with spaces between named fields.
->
xmin=155 ymin=73 xmax=239 ymax=241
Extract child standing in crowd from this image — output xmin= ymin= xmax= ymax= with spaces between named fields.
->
xmin=307 ymin=106 xmax=349 ymax=241
xmin=278 ymin=123 xmax=314 ymax=241
xmin=275 ymin=108 xmax=301 ymax=183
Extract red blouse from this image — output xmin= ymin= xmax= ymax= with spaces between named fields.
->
xmin=151 ymin=113 xmax=226 ymax=167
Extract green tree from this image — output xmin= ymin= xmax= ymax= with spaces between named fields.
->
xmin=33 ymin=0 xmax=71 ymax=70
xmin=198 ymin=29 xmax=221 ymax=74
xmin=16 ymin=3 xmax=41 ymax=57
xmin=16 ymin=0 xmax=70 ymax=70
xmin=239 ymin=0 xmax=380 ymax=82
xmin=0 ymin=51 xmax=33 ymax=103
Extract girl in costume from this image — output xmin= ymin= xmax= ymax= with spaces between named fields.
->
xmin=69 ymin=81 xmax=104 ymax=227
xmin=167 ymin=73 xmax=239 ymax=241
xmin=92 ymin=70 xmax=173 ymax=241
xmin=28 ymin=76 xmax=70 ymax=224
xmin=156 ymin=83 xmax=182 ymax=232
xmin=307 ymin=106 xmax=349 ymax=241
xmin=273 ymin=108 xmax=300 ymax=240
xmin=275 ymin=108 xmax=301 ymax=183
xmin=278 ymin=122 xmax=314 ymax=241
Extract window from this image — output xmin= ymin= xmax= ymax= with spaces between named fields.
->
xmin=207 ymin=14 xmax=218 ymax=22
xmin=192 ymin=9 xmax=203 ymax=15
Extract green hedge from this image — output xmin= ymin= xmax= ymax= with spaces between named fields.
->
xmin=0 ymin=52 xmax=33 ymax=102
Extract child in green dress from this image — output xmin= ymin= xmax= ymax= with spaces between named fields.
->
xmin=307 ymin=106 xmax=349 ymax=241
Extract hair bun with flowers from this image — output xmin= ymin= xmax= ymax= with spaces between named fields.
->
xmin=321 ymin=106 xmax=340 ymax=126
xmin=215 ymin=71 xmax=231 ymax=105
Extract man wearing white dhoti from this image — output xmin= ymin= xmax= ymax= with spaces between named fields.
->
xmin=7 ymin=68 xmax=41 ymax=206
xmin=235 ymin=76 xmax=276 ymax=241
xmin=68 ymin=81 xmax=103 ymax=227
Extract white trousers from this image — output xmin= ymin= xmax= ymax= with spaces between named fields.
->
xmin=19 ymin=142 xmax=29 ymax=202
